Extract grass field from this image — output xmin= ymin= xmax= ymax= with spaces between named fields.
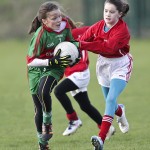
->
xmin=0 ymin=39 xmax=149 ymax=150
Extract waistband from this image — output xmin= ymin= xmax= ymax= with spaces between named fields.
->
xmin=98 ymin=53 xmax=132 ymax=62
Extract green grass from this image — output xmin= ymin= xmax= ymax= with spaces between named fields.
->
xmin=0 ymin=39 xmax=150 ymax=150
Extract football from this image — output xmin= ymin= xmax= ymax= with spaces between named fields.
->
xmin=54 ymin=41 xmax=79 ymax=66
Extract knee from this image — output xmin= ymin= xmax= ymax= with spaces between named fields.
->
xmin=38 ymin=89 xmax=50 ymax=101
xmin=35 ymin=107 xmax=43 ymax=117
xmin=80 ymin=105 xmax=87 ymax=112
xmin=106 ymin=96 xmax=116 ymax=106
xmin=54 ymin=86 xmax=64 ymax=98
xmin=79 ymin=102 xmax=91 ymax=112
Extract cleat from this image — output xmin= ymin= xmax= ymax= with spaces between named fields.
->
xmin=91 ymin=136 xmax=103 ymax=150
xmin=106 ymin=125 xmax=116 ymax=140
xmin=39 ymin=142 xmax=49 ymax=150
xmin=117 ymin=104 xmax=129 ymax=133
xmin=62 ymin=119 xmax=82 ymax=136
xmin=42 ymin=123 xmax=53 ymax=141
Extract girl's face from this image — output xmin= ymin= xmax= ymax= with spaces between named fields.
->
xmin=103 ymin=3 xmax=122 ymax=28
xmin=42 ymin=9 xmax=62 ymax=30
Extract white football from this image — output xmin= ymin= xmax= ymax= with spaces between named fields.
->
xmin=54 ymin=42 xmax=79 ymax=66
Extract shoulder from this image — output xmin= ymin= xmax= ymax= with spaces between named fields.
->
xmin=94 ymin=20 xmax=105 ymax=26
xmin=72 ymin=26 xmax=90 ymax=39
xmin=89 ymin=20 xmax=105 ymax=31
xmin=34 ymin=26 xmax=43 ymax=36
xmin=111 ymin=19 xmax=130 ymax=35
xmin=117 ymin=19 xmax=129 ymax=30
xmin=31 ymin=26 xmax=45 ymax=41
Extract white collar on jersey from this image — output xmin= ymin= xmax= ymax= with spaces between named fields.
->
xmin=54 ymin=21 xmax=66 ymax=32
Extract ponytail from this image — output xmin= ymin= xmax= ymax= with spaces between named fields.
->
xmin=28 ymin=16 xmax=41 ymax=34
xmin=121 ymin=3 xmax=129 ymax=17
xmin=61 ymin=13 xmax=84 ymax=29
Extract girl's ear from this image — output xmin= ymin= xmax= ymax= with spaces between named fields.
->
xmin=42 ymin=18 xmax=47 ymax=25
xmin=119 ymin=12 xmax=123 ymax=18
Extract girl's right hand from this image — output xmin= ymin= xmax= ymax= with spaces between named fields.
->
xmin=49 ymin=49 xmax=71 ymax=68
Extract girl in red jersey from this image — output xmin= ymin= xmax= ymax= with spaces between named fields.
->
xmin=54 ymin=25 xmax=115 ymax=139
xmin=26 ymin=1 xmax=77 ymax=150
xmin=77 ymin=0 xmax=133 ymax=149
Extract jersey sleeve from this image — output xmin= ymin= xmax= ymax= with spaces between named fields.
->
xmin=27 ymin=28 xmax=46 ymax=64
xmin=66 ymin=28 xmax=76 ymax=41
xmin=28 ymin=28 xmax=44 ymax=57
xmin=79 ymin=22 xmax=130 ymax=55
xmin=64 ymin=50 xmax=89 ymax=76
xmin=27 ymin=58 xmax=49 ymax=67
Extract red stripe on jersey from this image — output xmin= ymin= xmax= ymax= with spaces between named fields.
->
xmin=26 ymin=55 xmax=35 ymax=64
xmin=33 ymin=27 xmax=44 ymax=57
xmin=126 ymin=54 xmax=133 ymax=81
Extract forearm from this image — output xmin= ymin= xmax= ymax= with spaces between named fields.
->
xmin=79 ymin=41 xmax=107 ymax=54
xmin=79 ymin=40 xmax=121 ymax=55
xmin=27 ymin=58 xmax=49 ymax=67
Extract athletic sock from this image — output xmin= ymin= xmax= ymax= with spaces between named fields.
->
xmin=66 ymin=111 xmax=78 ymax=121
xmin=43 ymin=111 xmax=52 ymax=124
xmin=74 ymin=92 xmax=102 ymax=125
xmin=115 ymin=105 xmax=122 ymax=117
xmin=99 ymin=115 xmax=113 ymax=142
xmin=37 ymin=132 xmax=48 ymax=145
xmin=97 ymin=124 xmax=101 ymax=129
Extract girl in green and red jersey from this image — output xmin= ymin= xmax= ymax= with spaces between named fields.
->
xmin=26 ymin=1 xmax=78 ymax=150
xmin=77 ymin=0 xmax=133 ymax=149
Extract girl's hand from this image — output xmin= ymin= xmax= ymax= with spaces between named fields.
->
xmin=49 ymin=49 xmax=71 ymax=68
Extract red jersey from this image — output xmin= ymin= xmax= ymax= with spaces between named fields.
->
xmin=65 ymin=26 xmax=90 ymax=77
xmin=79 ymin=19 xmax=130 ymax=58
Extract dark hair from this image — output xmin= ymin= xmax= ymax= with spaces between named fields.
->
xmin=28 ymin=1 xmax=60 ymax=34
xmin=105 ymin=0 xmax=129 ymax=17
xmin=61 ymin=13 xmax=84 ymax=29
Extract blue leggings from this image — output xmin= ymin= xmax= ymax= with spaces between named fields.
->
xmin=101 ymin=79 xmax=127 ymax=117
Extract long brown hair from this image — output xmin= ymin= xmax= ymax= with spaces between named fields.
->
xmin=28 ymin=1 xmax=60 ymax=34
xmin=61 ymin=13 xmax=84 ymax=29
